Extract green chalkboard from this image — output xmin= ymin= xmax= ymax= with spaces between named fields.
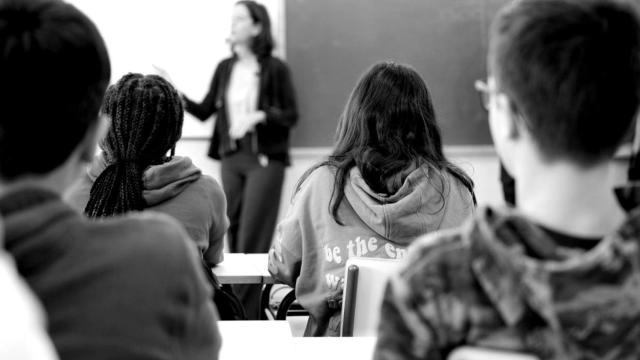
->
xmin=286 ymin=0 xmax=509 ymax=147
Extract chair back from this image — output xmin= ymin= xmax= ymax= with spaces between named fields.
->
xmin=340 ymin=257 xmax=402 ymax=337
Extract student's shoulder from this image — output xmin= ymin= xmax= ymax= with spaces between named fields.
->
xmin=295 ymin=165 xmax=336 ymax=198
xmin=82 ymin=213 xmax=205 ymax=296
xmin=95 ymin=212 xmax=195 ymax=262
xmin=304 ymin=164 xmax=335 ymax=183
xmin=400 ymin=223 xmax=475 ymax=289
xmin=190 ymin=175 xmax=223 ymax=198
xmin=180 ymin=175 xmax=225 ymax=209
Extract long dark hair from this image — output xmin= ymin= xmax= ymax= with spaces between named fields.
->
xmin=297 ymin=62 xmax=476 ymax=225
xmin=235 ymin=0 xmax=274 ymax=58
xmin=84 ymin=73 xmax=184 ymax=218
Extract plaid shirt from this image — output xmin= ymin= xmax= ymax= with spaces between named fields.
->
xmin=374 ymin=206 xmax=640 ymax=360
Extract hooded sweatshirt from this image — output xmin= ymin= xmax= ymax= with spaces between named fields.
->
xmin=66 ymin=155 xmax=228 ymax=265
xmin=374 ymin=206 xmax=640 ymax=360
xmin=1 ymin=187 xmax=220 ymax=360
xmin=268 ymin=164 xmax=475 ymax=336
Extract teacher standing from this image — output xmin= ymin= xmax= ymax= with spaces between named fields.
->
xmin=181 ymin=1 xmax=298 ymax=319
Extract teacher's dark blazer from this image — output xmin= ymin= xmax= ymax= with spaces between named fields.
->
xmin=183 ymin=55 xmax=298 ymax=165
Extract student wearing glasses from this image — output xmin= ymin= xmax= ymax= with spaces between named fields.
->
xmin=374 ymin=0 xmax=640 ymax=359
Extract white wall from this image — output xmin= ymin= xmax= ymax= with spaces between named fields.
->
xmin=67 ymin=0 xmax=284 ymax=138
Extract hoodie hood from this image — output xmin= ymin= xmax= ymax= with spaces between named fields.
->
xmin=343 ymin=165 xmax=471 ymax=244
xmin=88 ymin=154 xmax=201 ymax=206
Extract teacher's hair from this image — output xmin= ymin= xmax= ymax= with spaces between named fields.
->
xmin=0 ymin=0 xmax=110 ymax=179
xmin=298 ymin=61 xmax=476 ymax=225
xmin=85 ymin=73 xmax=184 ymax=218
xmin=236 ymin=0 xmax=274 ymax=58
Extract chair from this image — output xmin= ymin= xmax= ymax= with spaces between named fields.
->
xmin=261 ymin=284 xmax=307 ymax=320
xmin=260 ymin=284 xmax=308 ymax=336
xmin=447 ymin=347 xmax=539 ymax=360
xmin=339 ymin=257 xmax=402 ymax=337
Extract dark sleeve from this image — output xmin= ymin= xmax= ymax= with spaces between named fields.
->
xmin=263 ymin=61 xmax=298 ymax=128
xmin=183 ymin=62 xmax=225 ymax=121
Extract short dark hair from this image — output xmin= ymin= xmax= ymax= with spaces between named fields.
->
xmin=490 ymin=0 xmax=640 ymax=164
xmin=85 ymin=73 xmax=184 ymax=218
xmin=0 ymin=0 xmax=110 ymax=179
xmin=236 ymin=0 xmax=274 ymax=58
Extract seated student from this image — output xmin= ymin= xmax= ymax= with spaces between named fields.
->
xmin=269 ymin=61 xmax=476 ymax=337
xmin=0 ymin=221 xmax=58 ymax=360
xmin=0 ymin=1 xmax=220 ymax=359
xmin=66 ymin=73 xmax=228 ymax=266
xmin=374 ymin=0 xmax=640 ymax=359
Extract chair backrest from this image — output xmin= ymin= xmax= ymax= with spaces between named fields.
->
xmin=340 ymin=257 xmax=403 ymax=337
xmin=448 ymin=347 xmax=540 ymax=360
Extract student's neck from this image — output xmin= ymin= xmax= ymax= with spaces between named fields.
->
xmin=0 ymin=158 xmax=81 ymax=198
xmin=515 ymin=156 xmax=625 ymax=237
xmin=234 ymin=45 xmax=257 ymax=63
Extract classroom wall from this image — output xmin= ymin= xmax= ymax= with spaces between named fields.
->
xmin=67 ymin=0 xmax=285 ymax=139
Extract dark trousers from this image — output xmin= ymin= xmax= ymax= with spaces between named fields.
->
xmin=220 ymin=147 xmax=285 ymax=319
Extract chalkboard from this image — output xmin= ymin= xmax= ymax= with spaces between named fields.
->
xmin=286 ymin=0 xmax=509 ymax=147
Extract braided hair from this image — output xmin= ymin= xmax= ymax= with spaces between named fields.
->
xmin=85 ymin=73 xmax=184 ymax=218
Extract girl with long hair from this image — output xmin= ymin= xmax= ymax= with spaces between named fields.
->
xmin=268 ymin=61 xmax=476 ymax=336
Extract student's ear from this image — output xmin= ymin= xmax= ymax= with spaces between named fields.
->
xmin=497 ymin=94 xmax=521 ymax=140
xmin=490 ymin=93 xmax=519 ymax=142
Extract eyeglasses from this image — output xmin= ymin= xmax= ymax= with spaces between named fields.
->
xmin=475 ymin=79 xmax=529 ymax=128
xmin=474 ymin=79 xmax=493 ymax=111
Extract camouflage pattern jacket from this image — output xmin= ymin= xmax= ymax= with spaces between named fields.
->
xmin=374 ymin=206 xmax=640 ymax=360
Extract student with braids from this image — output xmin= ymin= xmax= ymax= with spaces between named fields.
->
xmin=67 ymin=73 xmax=228 ymax=266
xmin=268 ymin=61 xmax=476 ymax=336
xmin=0 ymin=0 xmax=220 ymax=359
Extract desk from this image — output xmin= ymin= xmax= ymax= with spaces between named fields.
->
xmin=212 ymin=253 xmax=273 ymax=285
xmin=218 ymin=320 xmax=376 ymax=360
xmin=292 ymin=337 xmax=377 ymax=360
xmin=218 ymin=320 xmax=292 ymax=360
xmin=245 ymin=253 xmax=275 ymax=284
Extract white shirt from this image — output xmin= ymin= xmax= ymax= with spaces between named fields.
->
xmin=226 ymin=61 xmax=260 ymax=140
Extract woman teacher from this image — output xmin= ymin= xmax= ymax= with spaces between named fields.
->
xmin=181 ymin=1 xmax=298 ymax=319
